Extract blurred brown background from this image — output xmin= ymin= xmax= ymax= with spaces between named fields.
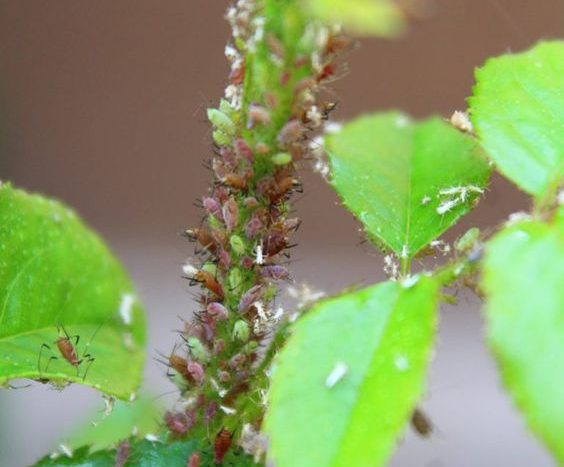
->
xmin=0 ymin=1 xmax=562 ymax=466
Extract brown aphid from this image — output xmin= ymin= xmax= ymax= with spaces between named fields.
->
xmin=168 ymin=353 xmax=194 ymax=384
xmin=324 ymin=33 xmax=354 ymax=56
xmin=214 ymin=428 xmax=233 ymax=464
xmin=183 ymin=228 xmax=217 ymax=254
xmin=115 ymin=440 xmax=130 ymax=467
xmin=187 ymin=452 xmax=201 ymax=467
xmin=270 ymin=176 xmax=300 ymax=204
xmin=221 ymin=173 xmax=247 ymax=191
xmin=187 ymin=269 xmax=224 ymax=300
xmin=411 ymin=407 xmax=433 ymax=437
xmin=39 ymin=325 xmax=95 ymax=379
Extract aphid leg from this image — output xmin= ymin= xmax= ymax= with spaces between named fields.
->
xmin=79 ymin=353 xmax=96 ymax=381
xmin=39 ymin=345 xmax=59 ymax=374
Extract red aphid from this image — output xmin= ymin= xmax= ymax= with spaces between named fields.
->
xmin=214 ymin=428 xmax=233 ymax=464
xmin=187 ymin=453 xmax=201 ymax=467
xmin=233 ymin=138 xmax=254 ymax=163
xmin=222 ymin=198 xmax=239 ymax=232
xmin=207 ymin=302 xmax=229 ymax=320
xmin=261 ymin=264 xmax=290 ymax=281
xmin=115 ymin=440 xmax=130 ymax=467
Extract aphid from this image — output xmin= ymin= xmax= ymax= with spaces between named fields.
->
xmin=221 ymin=173 xmax=247 ymax=191
xmin=277 ymin=120 xmax=304 ymax=148
xmin=214 ymin=428 xmax=233 ymax=464
xmin=205 ymin=402 xmax=219 ymax=426
xmin=229 ymin=60 xmax=245 ymax=85
xmin=238 ymin=285 xmax=264 ymax=313
xmin=183 ymin=264 xmax=225 ymax=300
xmin=270 ymin=176 xmax=300 ymax=203
xmin=187 ymin=452 xmax=201 ymax=467
xmin=260 ymin=265 xmax=290 ymax=281
xmin=115 ymin=441 xmax=130 ymax=467
xmin=207 ymin=302 xmax=229 ymax=320
xmin=411 ymin=407 xmax=433 ymax=437
xmin=316 ymin=62 xmax=338 ymax=83
xmin=436 ymin=198 xmax=459 ymax=215
xmin=207 ymin=108 xmax=236 ymax=136
xmin=165 ymin=411 xmax=190 ymax=438
xmin=233 ymin=138 xmax=254 ymax=163
xmin=222 ymin=197 xmax=239 ymax=232
xmin=245 ymin=215 xmax=263 ymax=239
xmin=202 ymin=197 xmax=222 ymax=219
xmin=324 ymin=33 xmax=354 ymax=56
xmin=39 ymin=325 xmax=96 ymax=380
xmin=183 ymin=228 xmax=217 ymax=254
xmin=187 ymin=361 xmax=205 ymax=385
xmin=247 ymin=104 xmax=271 ymax=128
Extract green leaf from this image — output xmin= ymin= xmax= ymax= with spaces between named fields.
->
xmin=0 ymin=184 xmax=146 ymax=399
xmin=325 ymin=111 xmax=491 ymax=259
xmin=264 ymin=277 xmax=440 ymax=467
xmin=483 ymin=215 xmax=564 ymax=462
xmin=67 ymin=396 xmax=163 ymax=452
xmin=306 ymin=0 xmax=405 ymax=37
xmin=469 ymin=41 xmax=564 ymax=198
xmin=35 ymin=438 xmax=256 ymax=466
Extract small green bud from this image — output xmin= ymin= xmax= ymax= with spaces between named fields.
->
xmin=230 ymin=235 xmax=246 ymax=256
xmin=455 ymin=227 xmax=480 ymax=252
xmin=207 ymin=108 xmax=235 ymax=136
xmin=187 ymin=337 xmax=208 ymax=362
xmin=233 ymin=320 xmax=250 ymax=342
xmin=271 ymin=152 xmax=292 ymax=165
xmin=229 ymin=268 xmax=242 ymax=294
xmin=201 ymin=262 xmax=217 ymax=276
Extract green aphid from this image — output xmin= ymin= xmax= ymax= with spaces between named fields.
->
xmin=229 ymin=268 xmax=243 ymax=294
xmin=455 ymin=227 xmax=480 ymax=252
xmin=208 ymin=108 xmax=236 ymax=136
xmin=230 ymin=235 xmax=246 ymax=256
xmin=202 ymin=262 xmax=217 ymax=276
xmin=187 ymin=337 xmax=209 ymax=363
xmin=233 ymin=320 xmax=250 ymax=342
xmin=271 ymin=152 xmax=293 ymax=165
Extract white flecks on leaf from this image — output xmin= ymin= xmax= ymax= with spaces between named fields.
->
xmin=394 ymin=354 xmax=410 ymax=372
xmin=220 ymin=405 xmax=237 ymax=415
xmin=325 ymin=361 xmax=348 ymax=388
xmin=119 ymin=293 xmax=136 ymax=325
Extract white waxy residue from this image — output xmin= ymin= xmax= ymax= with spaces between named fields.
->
xmin=325 ymin=361 xmax=348 ymax=388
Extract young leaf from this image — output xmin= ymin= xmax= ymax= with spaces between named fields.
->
xmin=35 ymin=438 xmax=256 ymax=466
xmin=0 ymin=184 xmax=146 ymax=399
xmin=483 ymin=215 xmax=564 ymax=462
xmin=469 ymin=41 xmax=564 ymax=199
xmin=306 ymin=0 xmax=405 ymax=37
xmin=325 ymin=112 xmax=490 ymax=259
xmin=264 ymin=277 xmax=440 ymax=467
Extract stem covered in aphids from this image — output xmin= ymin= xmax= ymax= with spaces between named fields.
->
xmin=167 ymin=0 xmax=348 ymax=461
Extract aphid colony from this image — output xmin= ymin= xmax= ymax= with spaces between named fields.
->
xmin=159 ymin=0 xmax=350 ymax=463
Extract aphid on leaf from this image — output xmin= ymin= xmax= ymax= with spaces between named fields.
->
xmin=38 ymin=325 xmax=97 ymax=381
xmin=411 ymin=407 xmax=433 ymax=437
xmin=277 ymin=120 xmax=304 ymax=148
